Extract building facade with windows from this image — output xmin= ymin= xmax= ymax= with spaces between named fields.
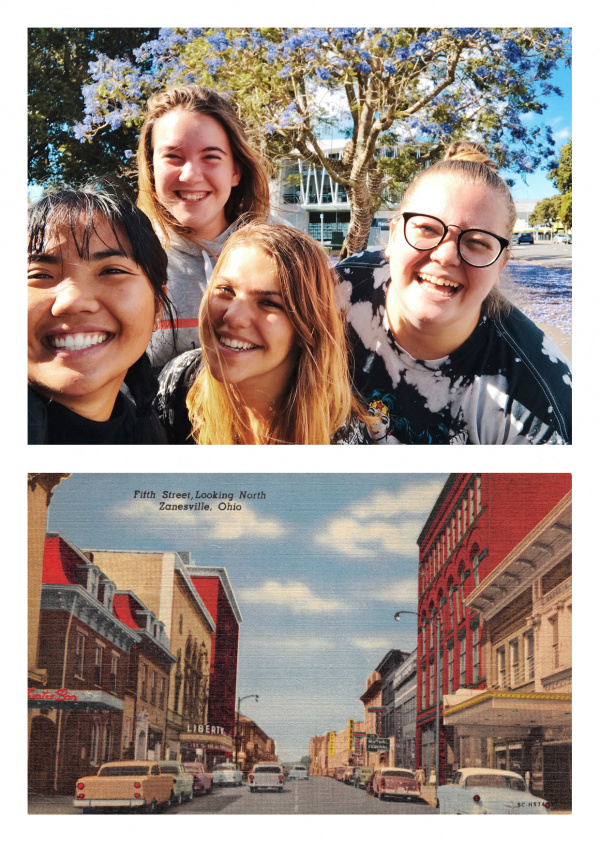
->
xmin=443 ymin=490 xmax=571 ymax=808
xmin=392 ymin=648 xmax=417 ymax=770
xmin=415 ymin=473 xmax=572 ymax=786
xmin=235 ymin=713 xmax=277 ymax=776
xmin=83 ymin=549 xmax=215 ymax=761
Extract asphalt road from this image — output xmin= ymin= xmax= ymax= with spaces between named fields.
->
xmin=31 ymin=778 xmax=437 ymax=815
xmin=510 ymin=241 xmax=571 ymax=266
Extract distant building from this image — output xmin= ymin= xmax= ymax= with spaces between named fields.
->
xmin=235 ymin=713 xmax=277 ymax=776
xmin=392 ymin=648 xmax=418 ymax=770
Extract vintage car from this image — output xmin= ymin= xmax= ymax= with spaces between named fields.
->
xmin=333 ymin=766 xmax=347 ymax=781
xmin=73 ymin=761 xmax=174 ymax=813
xmin=371 ymin=768 xmax=421 ymax=801
xmin=287 ymin=765 xmax=309 ymax=780
xmin=157 ymin=761 xmax=194 ymax=805
xmin=436 ymin=768 xmax=551 ymax=815
xmin=353 ymin=766 xmax=374 ymax=789
xmin=212 ymin=762 xmax=243 ymax=787
xmin=248 ymin=762 xmax=284 ymax=792
xmin=183 ymin=762 xmax=213 ymax=795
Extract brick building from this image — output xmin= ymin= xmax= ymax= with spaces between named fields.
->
xmin=235 ymin=713 xmax=277 ymax=776
xmin=29 ymin=533 xmax=172 ymax=794
xmin=415 ymin=473 xmax=571 ymax=785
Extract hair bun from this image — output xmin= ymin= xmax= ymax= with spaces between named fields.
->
xmin=443 ymin=141 xmax=497 ymax=171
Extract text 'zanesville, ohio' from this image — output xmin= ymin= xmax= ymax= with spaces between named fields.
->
xmin=133 ymin=490 xmax=266 ymax=511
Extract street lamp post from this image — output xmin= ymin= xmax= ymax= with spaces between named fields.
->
xmin=394 ymin=609 xmax=441 ymax=792
xmin=234 ymin=694 xmax=259 ymax=768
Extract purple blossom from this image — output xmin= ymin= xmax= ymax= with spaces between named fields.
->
xmin=316 ymin=67 xmax=332 ymax=81
xmin=355 ymin=61 xmax=371 ymax=74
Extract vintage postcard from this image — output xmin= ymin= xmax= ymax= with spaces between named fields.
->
xmin=28 ymin=472 xmax=571 ymax=824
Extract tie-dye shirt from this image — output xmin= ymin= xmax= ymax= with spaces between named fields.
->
xmin=337 ymin=250 xmax=572 ymax=445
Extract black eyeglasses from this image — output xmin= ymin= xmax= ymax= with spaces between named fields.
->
xmin=402 ymin=212 xmax=509 ymax=268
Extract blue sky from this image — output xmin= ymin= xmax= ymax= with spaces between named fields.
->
xmin=46 ymin=472 xmax=448 ymax=762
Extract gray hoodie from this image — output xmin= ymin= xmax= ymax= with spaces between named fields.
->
xmin=147 ymin=223 xmax=237 ymax=369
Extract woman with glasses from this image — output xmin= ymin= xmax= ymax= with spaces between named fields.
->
xmin=336 ymin=141 xmax=572 ymax=444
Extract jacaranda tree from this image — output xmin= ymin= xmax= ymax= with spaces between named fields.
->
xmin=74 ymin=27 xmax=570 ymax=258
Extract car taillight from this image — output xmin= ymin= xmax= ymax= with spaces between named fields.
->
xmin=380 ymin=779 xmax=386 ymax=789
xmin=473 ymin=794 xmax=481 ymax=803
xmin=279 ymin=775 xmax=283 ymax=783
xmin=173 ymin=778 xmax=177 ymax=784
xmin=134 ymin=782 xmax=141 ymax=788
xmin=249 ymin=775 xmax=254 ymax=782
xmin=544 ymin=802 xmax=550 ymax=809
xmin=77 ymin=782 xmax=85 ymax=790
xmin=134 ymin=793 xmax=141 ymax=799
xmin=77 ymin=793 xmax=85 ymax=799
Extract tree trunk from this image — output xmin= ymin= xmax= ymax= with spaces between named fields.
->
xmin=337 ymin=174 xmax=379 ymax=261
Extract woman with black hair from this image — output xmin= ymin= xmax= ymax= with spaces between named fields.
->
xmin=28 ymin=186 xmax=175 ymax=444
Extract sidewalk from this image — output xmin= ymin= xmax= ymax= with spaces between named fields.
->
xmin=28 ymin=792 xmax=76 ymax=815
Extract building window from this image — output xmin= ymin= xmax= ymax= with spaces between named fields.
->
xmin=448 ymin=642 xmax=454 ymax=694
xmin=509 ymin=640 xmax=519 ymax=687
xmin=110 ymin=654 xmax=118 ymax=693
xmin=459 ymin=634 xmax=466 ymax=686
xmin=459 ymin=572 xmax=466 ymax=620
xmin=449 ymin=587 xmax=454 ymax=630
xmin=469 ymin=487 xmax=474 ymax=523
xmin=151 ymin=670 xmax=157 ymax=705
xmin=472 ymin=623 xmax=480 ymax=683
xmin=551 ymin=616 xmax=560 ymax=668
xmin=473 ymin=554 xmax=480 ymax=587
xmin=429 ymin=660 xmax=434 ymax=707
xmin=74 ymin=631 xmax=85 ymax=679
xmin=159 ymin=676 xmax=166 ymax=709
xmin=421 ymin=664 xmax=427 ymax=710
xmin=475 ymin=475 xmax=482 ymax=513
xmin=179 ymin=614 xmax=183 ymax=635
xmin=524 ymin=631 xmax=534 ymax=681
xmin=90 ymin=718 xmax=101 ymax=767
xmin=141 ymin=663 xmax=148 ymax=701
xmin=497 ymin=647 xmax=506 ymax=688
xmin=94 ymin=644 xmax=104 ymax=687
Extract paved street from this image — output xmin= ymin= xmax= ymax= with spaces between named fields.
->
xmin=509 ymin=241 xmax=571 ymax=266
xmin=29 ymin=777 xmax=437 ymax=815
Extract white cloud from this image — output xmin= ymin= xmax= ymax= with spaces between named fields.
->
xmin=352 ymin=638 xmax=393 ymax=651
xmin=245 ymin=637 xmax=332 ymax=652
xmin=108 ymin=499 xmax=287 ymax=539
xmin=237 ymin=580 xmax=347 ymax=614
xmin=367 ymin=580 xmax=417 ymax=604
xmin=554 ymin=128 xmax=571 ymax=141
xmin=315 ymin=478 xmax=444 ymax=559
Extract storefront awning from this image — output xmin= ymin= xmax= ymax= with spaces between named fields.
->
xmin=179 ymin=732 xmax=233 ymax=753
xmin=28 ymin=688 xmax=123 ymax=711
xmin=443 ymin=690 xmax=571 ymax=731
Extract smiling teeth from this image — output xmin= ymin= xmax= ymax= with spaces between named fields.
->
xmin=49 ymin=333 xmax=109 ymax=351
xmin=419 ymin=273 xmax=460 ymax=289
xmin=179 ymin=192 xmax=209 ymax=201
xmin=219 ymin=336 xmax=258 ymax=351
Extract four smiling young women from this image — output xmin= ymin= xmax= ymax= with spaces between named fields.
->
xmin=27 ymin=88 xmax=572 ymax=445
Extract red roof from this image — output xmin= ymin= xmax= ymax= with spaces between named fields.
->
xmin=112 ymin=593 xmax=144 ymax=629
xmin=42 ymin=535 xmax=89 ymax=586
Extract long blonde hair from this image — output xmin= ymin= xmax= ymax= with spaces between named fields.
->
xmin=186 ymin=223 xmax=362 ymax=444
xmin=137 ymin=85 xmax=271 ymax=246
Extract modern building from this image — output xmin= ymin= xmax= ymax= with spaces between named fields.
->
xmin=444 ymin=489 xmax=571 ymax=808
xmin=82 ymin=549 xmax=216 ymax=761
xmin=415 ymin=473 xmax=572 ymax=786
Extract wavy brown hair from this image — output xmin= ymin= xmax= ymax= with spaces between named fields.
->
xmin=186 ymin=223 xmax=364 ymax=444
xmin=137 ymin=85 xmax=271 ymax=246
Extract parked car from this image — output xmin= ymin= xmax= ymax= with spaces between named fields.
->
xmin=212 ymin=762 xmax=243 ymax=787
xmin=183 ymin=762 xmax=213 ymax=796
xmin=371 ymin=768 xmax=421 ymax=801
xmin=288 ymin=765 xmax=309 ymax=780
xmin=517 ymin=232 xmax=534 ymax=244
xmin=436 ymin=768 xmax=550 ymax=815
xmin=156 ymin=761 xmax=193 ymax=805
xmin=73 ymin=761 xmax=174 ymax=813
xmin=334 ymin=766 xmax=347 ymax=781
xmin=248 ymin=763 xmax=285 ymax=792
xmin=343 ymin=766 xmax=356 ymax=783
xmin=354 ymin=766 xmax=374 ymax=789
xmin=553 ymin=233 xmax=571 ymax=244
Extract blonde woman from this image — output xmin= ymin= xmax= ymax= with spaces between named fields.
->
xmin=137 ymin=85 xmax=271 ymax=368
xmin=337 ymin=141 xmax=572 ymax=444
xmin=155 ymin=223 xmax=371 ymax=444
